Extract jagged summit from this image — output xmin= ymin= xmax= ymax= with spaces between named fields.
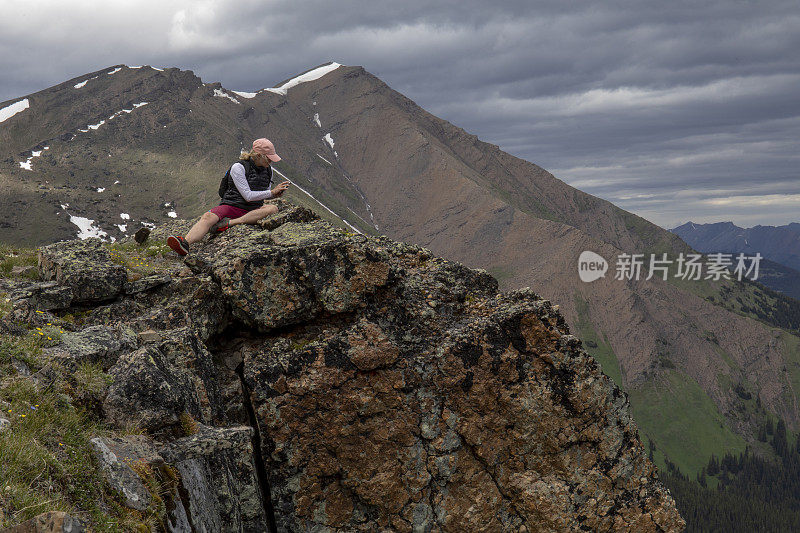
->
xmin=0 ymin=200 xmax=684 ymax=531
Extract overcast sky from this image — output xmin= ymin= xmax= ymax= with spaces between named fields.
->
xmin=2 ymin=0 xmax=798 ymax=229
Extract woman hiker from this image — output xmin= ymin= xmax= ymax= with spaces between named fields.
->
xmin=167 ymin=138 xmax=291 ymax=256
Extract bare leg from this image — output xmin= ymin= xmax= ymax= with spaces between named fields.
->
xmin=185 ymin=211 xmax=220 ymax=244
xmin=229 ymin=204 xmax=278 ymax=226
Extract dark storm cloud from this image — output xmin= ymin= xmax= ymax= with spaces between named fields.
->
xmin=1 ymin=0 xmax=798 ymax=228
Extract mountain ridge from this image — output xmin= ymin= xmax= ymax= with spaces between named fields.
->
xmin=671 ymin=220 xmax=800 ymax=300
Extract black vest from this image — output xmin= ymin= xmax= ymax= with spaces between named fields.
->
xmin=220 ymin=159 xmax=273 ymax=211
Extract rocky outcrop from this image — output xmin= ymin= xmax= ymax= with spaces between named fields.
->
xmin=2 ymin=201 xmax=684 ymax=531
xmin=90 ymin=436 xmax=153 ymax=511
xmin=38 ymin=239 xmax=127 ymax=304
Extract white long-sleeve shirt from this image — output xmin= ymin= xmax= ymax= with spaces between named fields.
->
xmin=230 ymin=162 xmax=273 ymax=202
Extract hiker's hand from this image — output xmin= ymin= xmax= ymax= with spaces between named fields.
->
xmin=272 ymin=181 xmax=290 ymax=197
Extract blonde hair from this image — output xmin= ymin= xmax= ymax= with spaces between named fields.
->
xmin=240 ymin=149 xmax=271 ymax=166
xmin=239 ymin=149 xmax=259 ymax=162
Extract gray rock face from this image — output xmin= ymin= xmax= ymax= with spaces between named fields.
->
xmin=103 ymin=345 xmax=197 ymax=434
xmin=7 ymin=281 xmax=73 ymax=311
xmin=58 ymin=325 xmax=137 ymax=369
xmin=89 ymin=437 xmax=152 ymax=511
xmin=103 ymin=327 xmax=240 ymax=436
xmin=124 ymin=273 xmax=171 ymax=295
xmin=159 ymin=425 xmax=269 ymax=532
xmin=38 ymin=238 xmax=126 ymax=304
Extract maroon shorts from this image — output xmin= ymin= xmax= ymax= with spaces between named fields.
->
xmin=209 ymin=204 xmax=249 ymax=220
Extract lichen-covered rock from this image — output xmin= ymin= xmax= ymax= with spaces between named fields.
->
xmin=38 ymin=239 xmax=126 ymax=304
xmin=124 ymin=273 xmax=171 ymax=295
xmin=103 ymin=345 xmax=191 ymax=433
xmin=7 ymin=281 xmax=73 ymax=311
xmin=103 ymin=328 xmax=241 ymax=435
xmin=57 ymin=324 xmax=137 ymax=369
xmin=159 ymin=424 xmax=269 ymax=532
xmin=243 ymin=281 xmax=684 ymax=532
xmin=125 ymin=275 xmax=229 ymax=344
xmin=200 ymin=220 xmax=394 ymax=331
xmin=90 ymin=437 xmax=152 ymax=511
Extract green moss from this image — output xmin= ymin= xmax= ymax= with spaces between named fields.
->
xmin=179 ymin=411 xmax=198 ymax=436
xmin=106 ymin=242 xmax=169 ymax=277
xmin=289 ymin=338 xmax=315 ymax=351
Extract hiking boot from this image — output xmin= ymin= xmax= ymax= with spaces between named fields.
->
xmin=167 ymin=235 xmax=189 ymax=256
xmin=210 ymin=217 xmax=230 ymax=233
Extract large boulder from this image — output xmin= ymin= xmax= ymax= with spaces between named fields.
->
xmin=242 ymin=276 xmax=684 ymax=532
xmin=103 ymin=328 xmax=241 ymax=436
xmin=159 ymin=424 xmax=270 ymax=532
xmin=201 ymin=220 xmax=394 ymax=330
xmin=89 ymin=436 xmax=153 ymax=511
xmin=56 ymin=324 xmax=137 ymax=369
xmin=38 ymin=239 xmax=126 ymax=304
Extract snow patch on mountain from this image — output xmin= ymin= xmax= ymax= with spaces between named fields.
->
xmin=214 ymin=89 xmax=241 ymax=104
xmin=232 ymin=90 xmax=258 ymax=99
xmin=120 ymin=213 xmax=130 ymax=220
xmin=167 ymin=211 xmax=177 ymax=218
xmin=324 ymin=133 xmax=335 ymax=148
xmin=317 ymin=154 xmax=332 ymax=165
xmin=70 ymin=215 xmax=108 ymax=240
xmin=314 ymin=113 xmax=321 ymax=127
xmin=80 ymin=120 xmax=106 ymax=133
xmin=76 ymin=103 xmax=148 ymax=135
xmin=18 ymin=146 xmax=49 ymax=170
xmin=108 ymin=67 xmax=122 ymax=75
xmin=74 ymin=76 xmax=98 ymax=89
xmin=97 ymin=188 xmax=105 ymax=193
xmin=0 ymin=99 xmax=30 ymax=123
xmin=269 ymin=63 xmax=342 ymax=96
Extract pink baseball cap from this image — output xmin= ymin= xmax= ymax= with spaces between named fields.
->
xmin=252 ymin=138 xmax=281 ymax=162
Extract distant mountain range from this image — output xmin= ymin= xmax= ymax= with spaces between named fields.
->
xmin=3 ymin=62 xmax=800 ymax=479
xmin=671 ymin=221 xmax=800 ymax=300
